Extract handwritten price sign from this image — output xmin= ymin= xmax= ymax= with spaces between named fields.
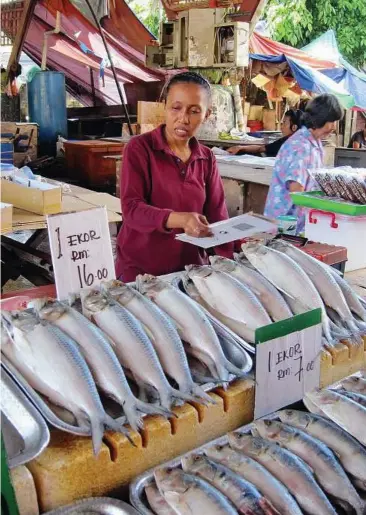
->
xmin=254 ymin=309 xmax=322 ymax=420
xmin=47 ymin=207 xmax=115 ymax=300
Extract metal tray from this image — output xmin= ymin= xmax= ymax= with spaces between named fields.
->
xmin=129 ymin=415 xmax=271 ymax=515
xmin=1 ymin=367 xmax=50 ymax=468
xmin=1 ymin=359 xmax=97 ymax=437
xmin=44 ymin=497 xmax=140 ymax=514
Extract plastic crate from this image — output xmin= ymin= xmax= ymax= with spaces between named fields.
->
xmin=291 ymin=191 xmax=366 ymax=216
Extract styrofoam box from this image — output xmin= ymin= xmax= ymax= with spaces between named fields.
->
xmin=305 ymin=209 xmax=366 ymax=272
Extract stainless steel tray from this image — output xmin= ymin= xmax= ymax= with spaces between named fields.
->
xmin=1 ymin=358 xmax=98 ymax=437
xmin=1 ymin=367 xmax=50 ymax=468
xmin=44 ymin=497 xmax=140 ymax=514
xmin=129 ymin=416 xmax=266 ymax=515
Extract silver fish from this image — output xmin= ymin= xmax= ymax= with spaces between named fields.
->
xmin=210 ymin=256 xmax=292 ymax=322
xmin=182 ymin=453 xmax=280 ymax=515
xmin=181 ymin=274 xmax=254 ymax=355
xmin=205 ymin=444 xmax=302 ymax=515
xmin=278 ymin=409 xmax=366 ymax=489
xmin=145 ymin=483 xmax=176 ymax=515
xmin=154 ymin=467 xmax=237 ymax=515
xmin=241 ymin=242 xmax=333 ymax=343
xmin=101 ymin=281 xmax=212 ymax=404
xmin=340 ymin=376 xmax=366 ymax=395
xmin=305 ymin=389 xmax=366 ymax=445
xmin=136 ymin=275 xmax=244 ymax=383
xmin=335 ymin=388 xmax=366 ymax=408
xmin=254 ymin=419 xmax=364 ymax=515
xmin=325 ymin=266 xmax=366 ymax=322
xmin=269 ymin=240 xmax=360 ymax=335
xmin=1 ymin=309 xmax=127 ymax=454
xmin=229 ymin=432 xmax=337 ymax=515
xmin=186 ymin=265 xmax=271 ymax=343
xmin=80 ymin=289 xmax=193 ymax=410
xmin=34 ymin=298 xmax=171 ymax=430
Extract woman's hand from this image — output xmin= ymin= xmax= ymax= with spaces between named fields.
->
xmin=166 ymin=212 xmax=213 ymax=237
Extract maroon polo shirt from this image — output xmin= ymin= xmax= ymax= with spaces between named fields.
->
xmin=116 ymin=125 xmax=233 ymax=282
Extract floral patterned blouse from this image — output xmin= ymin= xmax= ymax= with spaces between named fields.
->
xmin=264 ymin=126 xmax=323 ymax=233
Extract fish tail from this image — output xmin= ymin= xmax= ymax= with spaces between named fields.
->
xmin=191 ymin=384 xmax=216 ymax=404
xmin=224 ymin=358 xmax=248 ymax=378
xmin=104 ymin=414 xmax=136 ymax=447
xmin=122 ymin=400 xmax=145 ymax=431
xmin=170 ymin=387 xmax=204 ymax=406
xmin=135 ymin=399 xmax=175 ymax=420
xmin=259 ymin=498 xmax=281 ymax=515
xmin=90 ymin=416 xmax=105 ymax=455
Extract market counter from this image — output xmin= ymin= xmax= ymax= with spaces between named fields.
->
xmin=10 ymin=337 xmax=366 ymax=513
xmin=216 ymin=155 xmax=274 ymax=216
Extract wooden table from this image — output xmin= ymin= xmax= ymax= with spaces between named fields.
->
xmin=216 ymin=157 xmax=274 ymax=217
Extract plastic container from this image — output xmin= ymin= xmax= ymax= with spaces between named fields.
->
xmin=277 ymin=215 xmax=297 ymax=235
xmin=0 ymin=140 xmax=14 ymax=164
xmin=305 ymin=209 xmax=366 ymax=271
xmin=291 ymin=191 xmax=366 ymax=216
xmin=247 ymin=120 xmax=264 ymax=133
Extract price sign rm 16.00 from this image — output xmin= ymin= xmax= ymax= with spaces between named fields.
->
xmin=47 ymin=207 xmax=115 ymax=300
xmin=254 ymin=309 xmax=322 ymax=420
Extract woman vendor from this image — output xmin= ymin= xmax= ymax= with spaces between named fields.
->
xmin=116 ymin=72 xmax=233 ymax=282
xmin=264 ymin=94 xmax=343 ymax=233
xmin=227 ymin=109 xmax=303 ymax=157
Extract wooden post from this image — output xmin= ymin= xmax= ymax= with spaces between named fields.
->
xmin=6 ymin=0 xmax=37 ymax=75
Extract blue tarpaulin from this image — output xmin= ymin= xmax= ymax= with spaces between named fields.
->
xmin=249 ymin=30 xmax=366 ymax=110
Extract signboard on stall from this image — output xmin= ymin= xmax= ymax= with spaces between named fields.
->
xmin=254 ymin=309 xmax=322 ymax=420
xmin=47 ymin=207 xmax=115 ymax=300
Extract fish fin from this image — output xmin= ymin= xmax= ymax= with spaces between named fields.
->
xmin=164 ymin=491 xmax=184 ymax=508
xmin=104 ymin=414 xmax=136 ymax=447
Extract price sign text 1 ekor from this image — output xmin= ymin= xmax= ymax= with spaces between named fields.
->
xmin=47 ymin=207 xmax=115 ymax=300
xmin=254 ymin=309 xmax=322 ymax=420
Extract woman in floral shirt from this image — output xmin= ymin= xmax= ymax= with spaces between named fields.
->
xmin=264 ymin=94 xmax=343 ymax=233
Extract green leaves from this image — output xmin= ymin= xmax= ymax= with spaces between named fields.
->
xmin=264 ymin=0 xmax=366 ymax=68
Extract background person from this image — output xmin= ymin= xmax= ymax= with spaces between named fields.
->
xmin=116 ymin=72 xmax=233 ymax=282
xmin=264 ymin=94 xmax=343 ymax=233
xmin=227 ymin=109 xmax=303 ymax=157
xmin=348 ymin=121 xmax=366 ymax=149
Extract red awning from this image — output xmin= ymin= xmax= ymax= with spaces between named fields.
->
xmin=250 ymin=32 xmax=337 ymax=70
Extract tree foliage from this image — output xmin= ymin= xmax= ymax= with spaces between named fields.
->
xmin=264 ymin=0 xmax=366 ymax=68
xmin=126 ymin=0 xmax=166 ymax=38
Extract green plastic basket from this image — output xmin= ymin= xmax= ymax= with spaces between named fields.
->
xmin=290 ymin=191 xmax=366 ymax=216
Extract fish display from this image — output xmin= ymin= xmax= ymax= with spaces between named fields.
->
xmin=278 ymin=409 xmax=366 ymax=489
xmin=186 ymin=265 xmax=272 ymax=344
xmin=154 ymin=468 xmax=238 ymax=514
xmin=136 ymin=274 xmax=246 ymax=382
xmin=205 ymin=444 xmax=302 ymax=515
xmin=335 ymin=388 xmax=366 ymax=408
xmin=305 ymin=388 xmax=366 ymax=445
xmin=254 ymin=419 xmax=364 ymax=514
xmin=229 ymin=433 xmax=337 ymax=515
xmin=1 ymin=309 xmax=127 ymax=454
xmin=210 ymin=255 xmax=293 ymax=322
xmin=181 ymin=453 xmax=280 ymax=514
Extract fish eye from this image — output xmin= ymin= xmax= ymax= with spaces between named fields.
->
xmin=166 ymin=467 xmax=173 ymax=473
xmin=194 ymin=455 xmax=201 ymax=462
xmin=216 ymin=445 xmax=224 ymax=451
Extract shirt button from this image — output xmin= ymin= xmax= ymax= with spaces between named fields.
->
xmin=181 ymin=170 xmax=185 ymax=176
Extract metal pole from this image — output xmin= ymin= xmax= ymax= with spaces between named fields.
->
xmin=84 ymin=0 xmax=133 ymax=135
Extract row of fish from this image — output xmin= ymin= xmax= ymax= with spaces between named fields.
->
xmin=142 ymin=399 xmax=366 ymax=515
xmin=179 ymin=239 xmax=366 ymax=348
xmin=1 ymin=278 xmax=251 ymax=454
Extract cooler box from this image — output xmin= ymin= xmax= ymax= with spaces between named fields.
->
xmin=305 ymin=209 xmax=366 ymax=272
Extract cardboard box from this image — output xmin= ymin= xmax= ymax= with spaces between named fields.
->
xmin=1 ymin=202 xmax=13 ymax=233
xmin=248 ymin=105 xmax=264 ymax=121
xmin=1 ymin=122 xmax=38 ymax=167
xmin=137 ymin=101 xmax=165 ymax=126
xmin=243 ymin=102 xmax=251 ymax=116
xmin=1 ymin=178 xmax=62 ymax=215
xmin=263 ymin=109 xmax=277 ymax=130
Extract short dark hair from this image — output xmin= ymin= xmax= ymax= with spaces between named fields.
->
xmin=161 ymin=71 xmax=211 ymax=102
xmin=302 ymin=94 xmax=343 ymax=129
xmin=284 ymin=109 xmax=303 ymax=129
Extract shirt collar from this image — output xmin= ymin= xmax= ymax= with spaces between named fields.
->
xmin=151 ymin=124 xmax=207 ymax=160
xmin=300 ymin=126 xmax=322 ymax=149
